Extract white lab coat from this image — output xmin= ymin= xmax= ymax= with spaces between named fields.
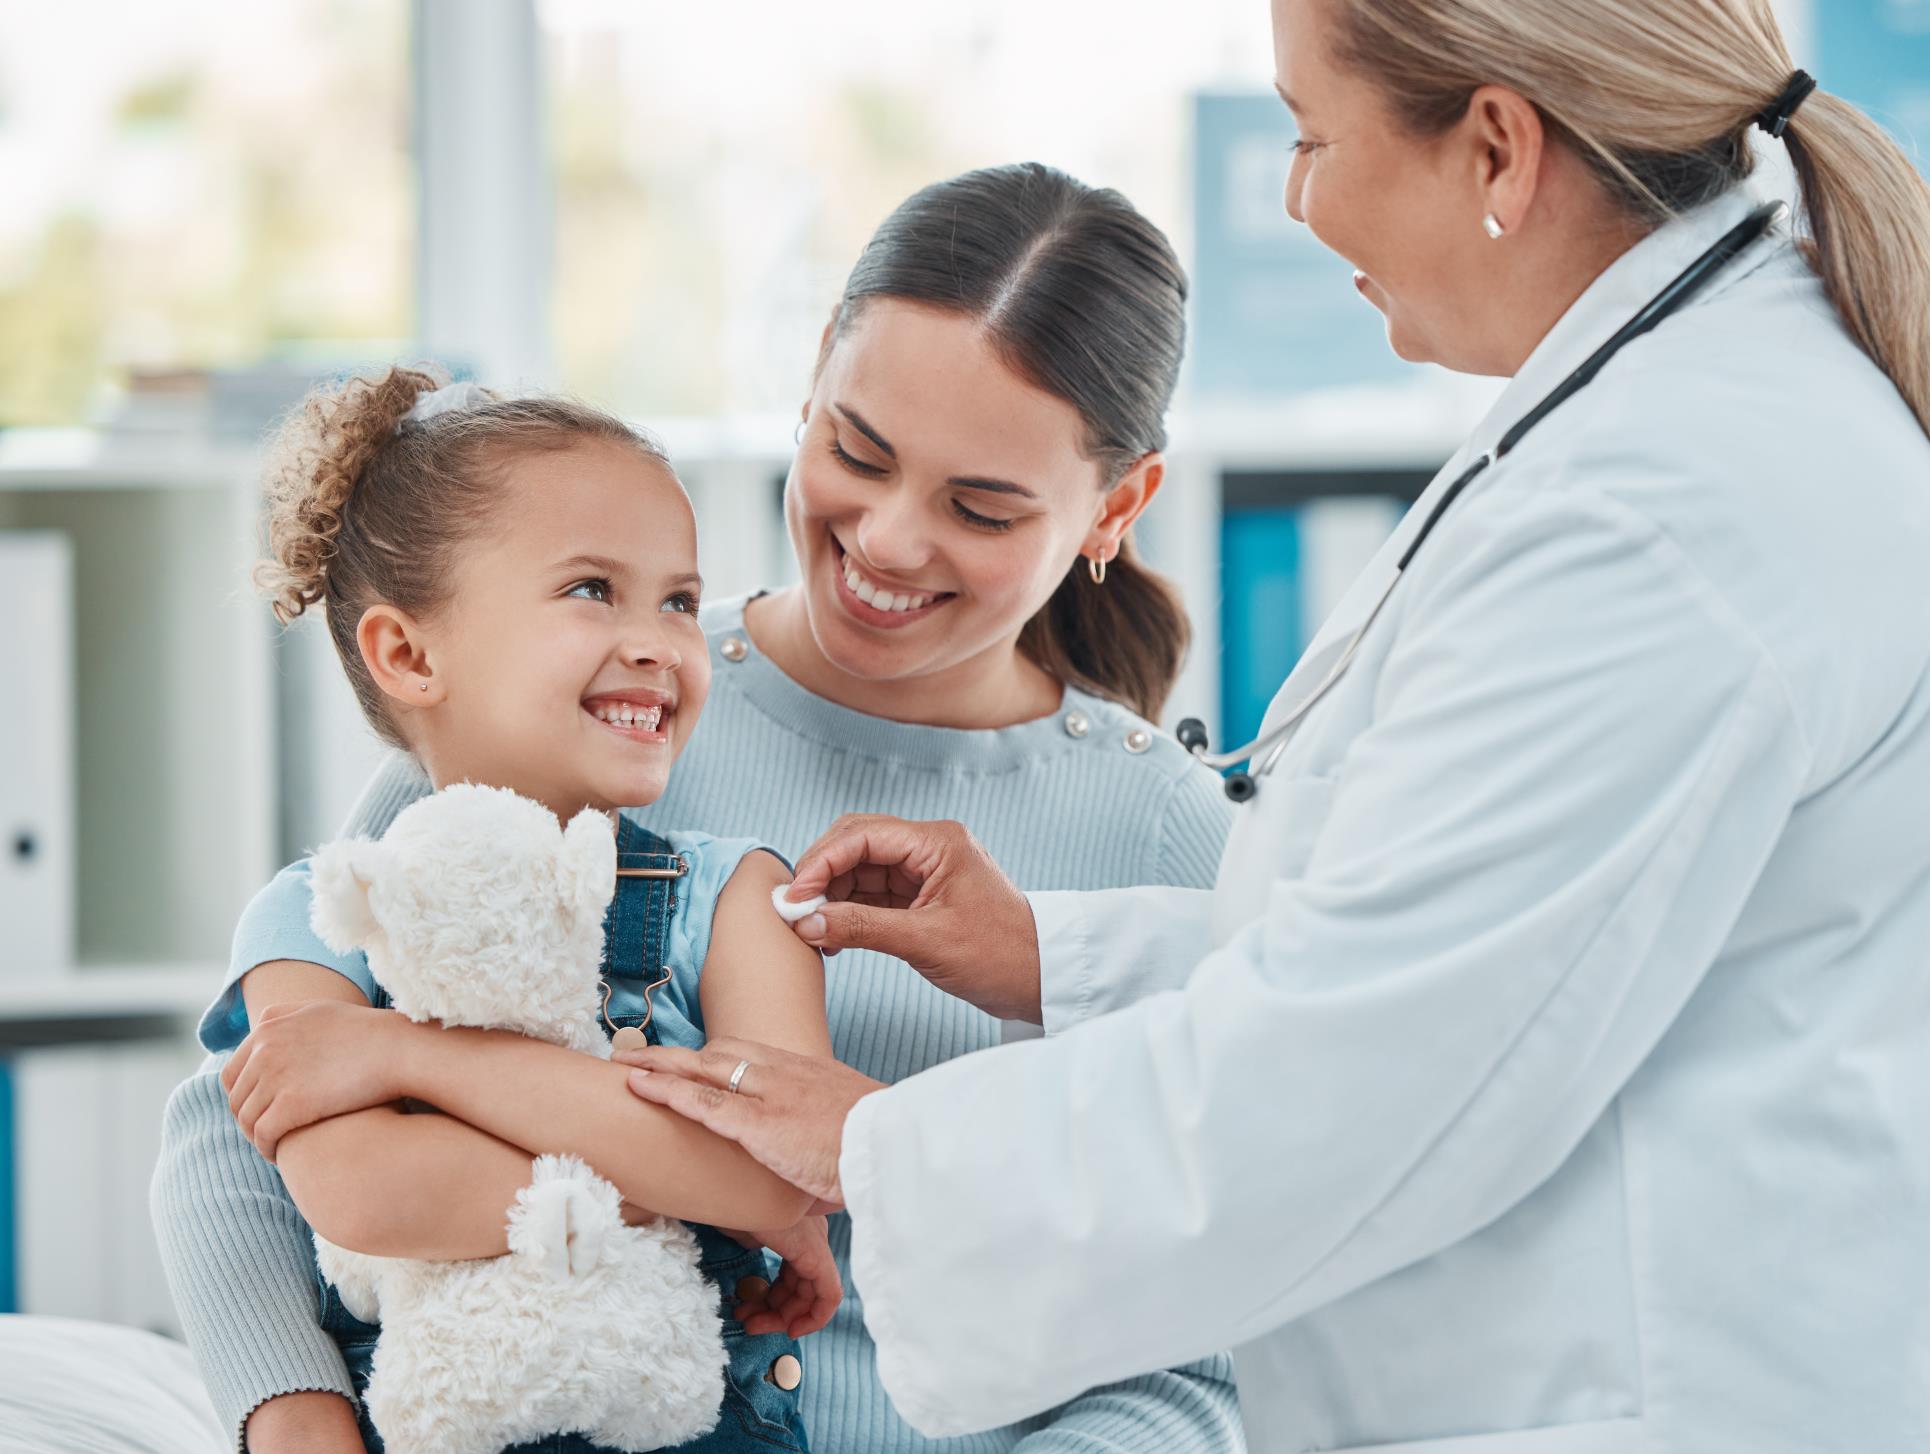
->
xmin=836 ymin=186 xmax=1930 ymax=1452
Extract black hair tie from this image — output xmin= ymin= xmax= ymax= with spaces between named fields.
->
xmin=1755 ymin=70 xmax=1818 ymax=139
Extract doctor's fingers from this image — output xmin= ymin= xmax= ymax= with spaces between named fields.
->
xmin=788 ymin=814 xmax=958 ymax=900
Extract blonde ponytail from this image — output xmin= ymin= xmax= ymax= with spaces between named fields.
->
xmin=1782 ymin=93 xmax=1930 ymax=440
xmin=1332 ymin=0 xmax=1930 ymax=440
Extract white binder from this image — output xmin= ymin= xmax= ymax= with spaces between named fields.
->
xmin=0 ymin=531 xmax=74 ymax=979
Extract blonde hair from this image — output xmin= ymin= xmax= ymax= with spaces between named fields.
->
xmin=254 ymin=365 xmax=669 ymax=748
xmin=1331 ymin=0 xmax=1930 ymax=440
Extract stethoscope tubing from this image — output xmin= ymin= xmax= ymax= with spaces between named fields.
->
xmin=1184 ymin=200 xmax=1789 ymax=801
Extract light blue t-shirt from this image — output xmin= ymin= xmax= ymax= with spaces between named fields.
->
xmin=199 ymin=829 xmax=767 ymax=1054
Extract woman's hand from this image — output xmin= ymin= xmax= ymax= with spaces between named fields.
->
xmin=615 ymin=1037 xmax=883 ymax=1208
xmin=222 ymin=1000 xmax=411 ymax=1161
xmin=721 ymin=1215 xmax=843 ymax=1338
xmin=783 ymin=815 xmax=1043 ymax=1022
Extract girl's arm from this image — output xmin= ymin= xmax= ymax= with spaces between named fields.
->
xmin=375 ymin=851 xmax=829 ymax=1231
xmin=235 ymin=853 xmax=829 ymax=1243
xmin=235 ymin=961 xmax=542 ymax=1259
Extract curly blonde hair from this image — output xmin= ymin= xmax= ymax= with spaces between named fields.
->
xmin=254 ymin=364 xmax=669 ymax=748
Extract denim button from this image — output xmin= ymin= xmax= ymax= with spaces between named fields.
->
xmin=768 ymin=1353 xmax=803 ymax=1391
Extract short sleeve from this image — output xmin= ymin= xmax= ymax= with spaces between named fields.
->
xmin=653 ymin=828 xmax=785 ymax=1043
xmin=197 ymin=860 xmax=376 ymax=1053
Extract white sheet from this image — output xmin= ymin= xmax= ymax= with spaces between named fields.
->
xmin=0 ymin=1315 xmax=224 ymax=1453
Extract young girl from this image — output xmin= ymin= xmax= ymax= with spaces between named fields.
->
xmin=194 ymin=366 xmax=834 ymax=1454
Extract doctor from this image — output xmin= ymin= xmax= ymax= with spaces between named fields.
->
xmin=622 ymin=0 xmax=1930 ymax=1448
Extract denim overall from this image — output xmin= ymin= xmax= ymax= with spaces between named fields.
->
xmin=317 ymin=817 xmax=811 ymax=1453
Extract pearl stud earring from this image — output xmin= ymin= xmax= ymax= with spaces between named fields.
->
xmin=1483 ymin=213 xmax=1507 ymax=240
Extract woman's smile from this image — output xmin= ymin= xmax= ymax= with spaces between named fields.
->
xmin=829 ymin=536 xmax=954 ymax=631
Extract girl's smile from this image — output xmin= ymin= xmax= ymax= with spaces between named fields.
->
xmin=582 ymin=687 xmax=675 ymax=745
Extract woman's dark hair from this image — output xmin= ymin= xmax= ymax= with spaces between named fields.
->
xmin=824 ymin=162 xmax=1193 ymax=721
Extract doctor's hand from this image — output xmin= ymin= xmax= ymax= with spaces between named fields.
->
xmin=614 ymin=1036 xmax=883 ymax=1209
xmin=782 ymin=815 xmax=1043 ymax=1023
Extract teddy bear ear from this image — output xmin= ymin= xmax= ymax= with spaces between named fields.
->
xmin=308 ymin=839 xmax=389 ymax=954
xmin=558 ymin=809 xmax=618 ymax=921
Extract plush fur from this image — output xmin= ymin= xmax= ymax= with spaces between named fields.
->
xmin=307 ymin=783 xmax=726 ymax=1454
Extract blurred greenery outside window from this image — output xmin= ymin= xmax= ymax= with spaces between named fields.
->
xmin=0 ymin=1 xmax=411 ymax=428
xmin=543 ymin=0 xmax=1272 ymax=419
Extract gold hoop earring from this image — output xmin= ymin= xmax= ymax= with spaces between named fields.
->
xmin=1088 ymin=552 xmax=1108 ymax=585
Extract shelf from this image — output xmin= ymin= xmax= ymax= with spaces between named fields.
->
xmin=0 ymin=964 xmax=220 ymax=1024
xmin=0 ymin=428 xmax=256 ymax=492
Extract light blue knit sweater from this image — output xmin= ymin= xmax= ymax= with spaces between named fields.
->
xmin=150 ymin=594 xmax=1241 ymax=1452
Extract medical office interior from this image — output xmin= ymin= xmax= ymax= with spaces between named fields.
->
xmin=0 ymin=0 xmax=1922 ymax=1377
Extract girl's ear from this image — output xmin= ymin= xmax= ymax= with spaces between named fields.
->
xmin=309 ymin=839 xmax=389 ymax=953
xmin=357 ymin=603 xmax=443 ymax=709
xmin=558 ymin=809 xmax=618 ymax=922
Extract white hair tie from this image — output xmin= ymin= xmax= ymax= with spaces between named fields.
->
xmin=401 ymin=379 xmax=490 ymax=428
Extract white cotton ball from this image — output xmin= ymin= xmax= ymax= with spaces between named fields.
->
xmin=770 ymin=882 xmax=829 ymax=924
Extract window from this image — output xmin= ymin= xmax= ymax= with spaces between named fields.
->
xmin=542 ymin=0 xmax=1275 ymax=418
xmin=0 ymin=1 xmax=411 ymax=426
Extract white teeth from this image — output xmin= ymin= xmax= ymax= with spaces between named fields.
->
xmin=841 ymin=553 xmax=936 ymax=613
xmin=589 ymin=703 xmax=663 ymax=731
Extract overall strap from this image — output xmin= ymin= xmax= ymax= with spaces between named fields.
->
xmin=601 ymin=815 xmax=687 ymax=1043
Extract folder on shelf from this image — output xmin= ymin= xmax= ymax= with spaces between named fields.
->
xmin=0 ymin=531 xmax=75 ymax=983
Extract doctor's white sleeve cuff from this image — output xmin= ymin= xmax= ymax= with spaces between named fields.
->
xmin=841 ymin=1083 xmax=973 ymax=1438
xmin=1029 ymin=889 xmax=1092 ymax=1038
xmin=1030 ymin=885 xmax=1219 ymax=1038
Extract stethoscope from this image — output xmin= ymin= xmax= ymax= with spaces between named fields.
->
xmin=1178 ymin=199 xmax=1788 ymax=803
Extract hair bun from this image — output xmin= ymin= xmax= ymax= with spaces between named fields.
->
xmin=253 ymin=366 xmax=445 ymax=623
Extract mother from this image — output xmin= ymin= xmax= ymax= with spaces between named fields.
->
xmin=623 ymin=1 xmax=1930 ymax=1451
xmin=152 ymin=164 xmax=1243 ymax=1453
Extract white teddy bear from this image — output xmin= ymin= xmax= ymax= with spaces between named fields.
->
xmin=305 ymin=782 xmax=727 ymax=1454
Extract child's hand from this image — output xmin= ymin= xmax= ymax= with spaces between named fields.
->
xmin=222 ymin=1000 xmax=411 ymax=1160
xmin=723 ymin=1215 xmax=843 ymax=1338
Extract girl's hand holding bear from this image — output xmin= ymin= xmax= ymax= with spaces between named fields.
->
xmin=223 ymin=999 xmax=408 ymax=1160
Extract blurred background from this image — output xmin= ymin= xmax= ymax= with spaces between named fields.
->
xmin=0 ymin=0 xmax=1919 ymax=1338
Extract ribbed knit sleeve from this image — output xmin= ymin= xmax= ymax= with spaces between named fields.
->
xmin=1015 ymin=1357 xmax=1241 ymax=1452
xmin=1155 ymin=763 xmax=1237 ymax=890
xmin=337 ymin=750 xmax=431 ymax=838
xmin=149 ymin=1061 xmax=355 ymax=1449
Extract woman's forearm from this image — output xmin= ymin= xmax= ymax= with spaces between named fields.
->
xmin=275 ymin=1104 xmax=535 ymax=1260
xmin=395 ymin=1024 xmax=813 ymax=1230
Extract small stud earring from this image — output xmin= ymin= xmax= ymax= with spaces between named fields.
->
xmin=418 ymin=682 xmax=429 ymax=692
xmin=1483 ymin=213 xmax=1506 ymax=240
